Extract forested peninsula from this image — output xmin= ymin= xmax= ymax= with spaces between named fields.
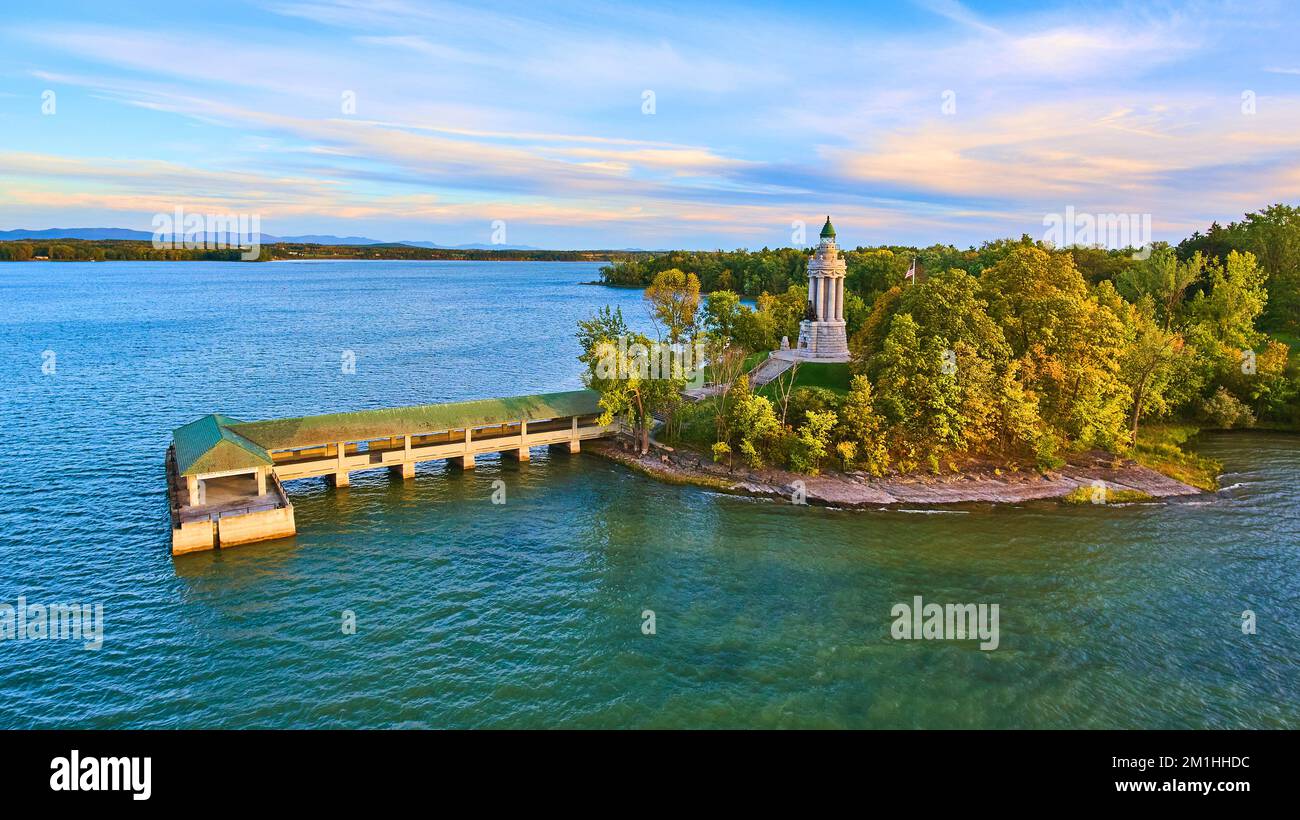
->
xmin=582 ymin=204 xmax=1300 ymax=503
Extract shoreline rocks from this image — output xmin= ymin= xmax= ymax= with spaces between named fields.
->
xmin=587 ymin=439 xmax=1202 ymax=507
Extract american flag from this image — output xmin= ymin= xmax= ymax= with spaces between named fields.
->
xmin=905 ymin=258 xmax=917 ymax=282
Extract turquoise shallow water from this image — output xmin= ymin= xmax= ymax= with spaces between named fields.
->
xmin=0 ymin=260 xmax=1297 ymax=728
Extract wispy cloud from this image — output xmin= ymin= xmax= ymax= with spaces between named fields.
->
xmin=911 ymin=0 xmax=1003 ymax=35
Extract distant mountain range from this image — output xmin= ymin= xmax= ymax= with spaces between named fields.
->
xmin=0 ymin=227 xmax=546 ymax=251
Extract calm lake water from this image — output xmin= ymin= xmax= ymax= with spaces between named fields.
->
xmin=0 ymin=260 xmax=1296 ymax=728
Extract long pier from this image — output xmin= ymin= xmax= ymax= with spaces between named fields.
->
xmin=166 ymin=390 xmax=615 ymax=555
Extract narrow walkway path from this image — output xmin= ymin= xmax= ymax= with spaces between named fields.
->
xmin=747 ymin=355 xmax=795 ymax=387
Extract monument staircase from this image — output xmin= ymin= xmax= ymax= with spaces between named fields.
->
xmin=747 ymin=354 xmax=796 ymax=388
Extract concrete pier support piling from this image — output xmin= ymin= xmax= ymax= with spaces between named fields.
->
xmin=505 ymin=422 xmax=530 ymax=461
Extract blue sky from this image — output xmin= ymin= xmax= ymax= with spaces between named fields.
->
xmin=1 ymin=0 xmax=1298 ymax=248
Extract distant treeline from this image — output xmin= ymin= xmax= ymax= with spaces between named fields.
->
xmin=0 ymin=239 xmax=656 ymax=264
xmin=267 ymin=243 xmax=650 ymax=262
xmin=600 ymin=242 xmax=1155 ymax=312
xmin=0 ymin=240 xmax=262 ymax=262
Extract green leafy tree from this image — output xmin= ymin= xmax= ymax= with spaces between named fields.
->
xmin=1118 ymin=297 xmax=1181 ymax=442
xmin=1221 ymin=339 xmax=1296 ymax=421
xmin=1116 ymin=246 xmax=1202 ymax=330
xmin=838 ymin=375 xmax=890 ymax=475
xmin=983 ymin=249 xmax=1129 ymax=449
xmin=835 ymin=441 xmax=857 ymax=471
xmin=990 ymin=362 xmax=1045 ymax=458
xmin=644 ymin=268 xmax=701 ymax=344
xmin=1188 ymin=250 xmax=1267 ymax=351
xmin=979 ymin=246 xmax=1090 ymax=357
xmin=871 ymin=313 xmax=964 ymax=466
xmin=1238 ymin=204 xmax=1300 ymax=333
xmin=844 ymin=248 xmax=909 ymax=302
xmin=719 ymin=376 xmax=782 ymax=469
xmin=756 ymin=285 xmax=809 ymax=345
xmin=578 ymin=307 xmax=684 ymax=454
xmin=898 ymin=268 xmax=1011 ymax=363
xmin=702 ymin=290 xmax=743 ymax=344
xmin=1199 ymin=386 xmax=1255 ymax=429
xmin=789 ymin=410 xmax=838 ymax=474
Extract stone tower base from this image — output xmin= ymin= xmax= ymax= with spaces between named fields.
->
xmin=795 ymin=319 xmax=850 ymax=361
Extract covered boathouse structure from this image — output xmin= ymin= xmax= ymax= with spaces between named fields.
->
xmin=166 ymin=390 xmax=615 ymax=555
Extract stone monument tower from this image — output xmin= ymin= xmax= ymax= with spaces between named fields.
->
xmin=795 ymin=216 xmax=850 ymax=361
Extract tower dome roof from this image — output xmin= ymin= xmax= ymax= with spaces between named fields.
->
xmin=820 ymin=216 xmax=835 ymax=239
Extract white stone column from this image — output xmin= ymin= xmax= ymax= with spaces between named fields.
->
xmin=835 ymin=276 xmax=844 ymax=320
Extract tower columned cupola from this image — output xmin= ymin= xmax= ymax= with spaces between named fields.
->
xmin=791 ymin=213 xmax=850 ymax=361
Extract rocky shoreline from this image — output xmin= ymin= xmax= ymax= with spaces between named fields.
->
xmin=586 ymin=438 xmax=1203 ymax=507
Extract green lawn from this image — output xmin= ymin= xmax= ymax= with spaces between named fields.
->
xmin=794 ymin=362 xmax=852 ymax=392
xmin=757 ymin=361 xmax=852 ymax=398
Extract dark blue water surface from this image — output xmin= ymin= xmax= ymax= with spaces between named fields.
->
xmin=0 ymin=261 xmax=1296 ymax=728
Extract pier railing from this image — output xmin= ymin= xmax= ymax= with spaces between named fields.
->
xmin=182 ymin=500 xmax=284 ymax=523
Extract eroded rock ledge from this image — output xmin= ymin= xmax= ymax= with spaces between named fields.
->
xmin=587 ymin=439 xmax=1202 ymax=507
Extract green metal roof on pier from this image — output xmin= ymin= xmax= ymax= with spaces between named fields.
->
xmin=172 ymin=390 xmax=603 ymax=474
xmin=172 ymin=413 xmax=275 ymax=476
